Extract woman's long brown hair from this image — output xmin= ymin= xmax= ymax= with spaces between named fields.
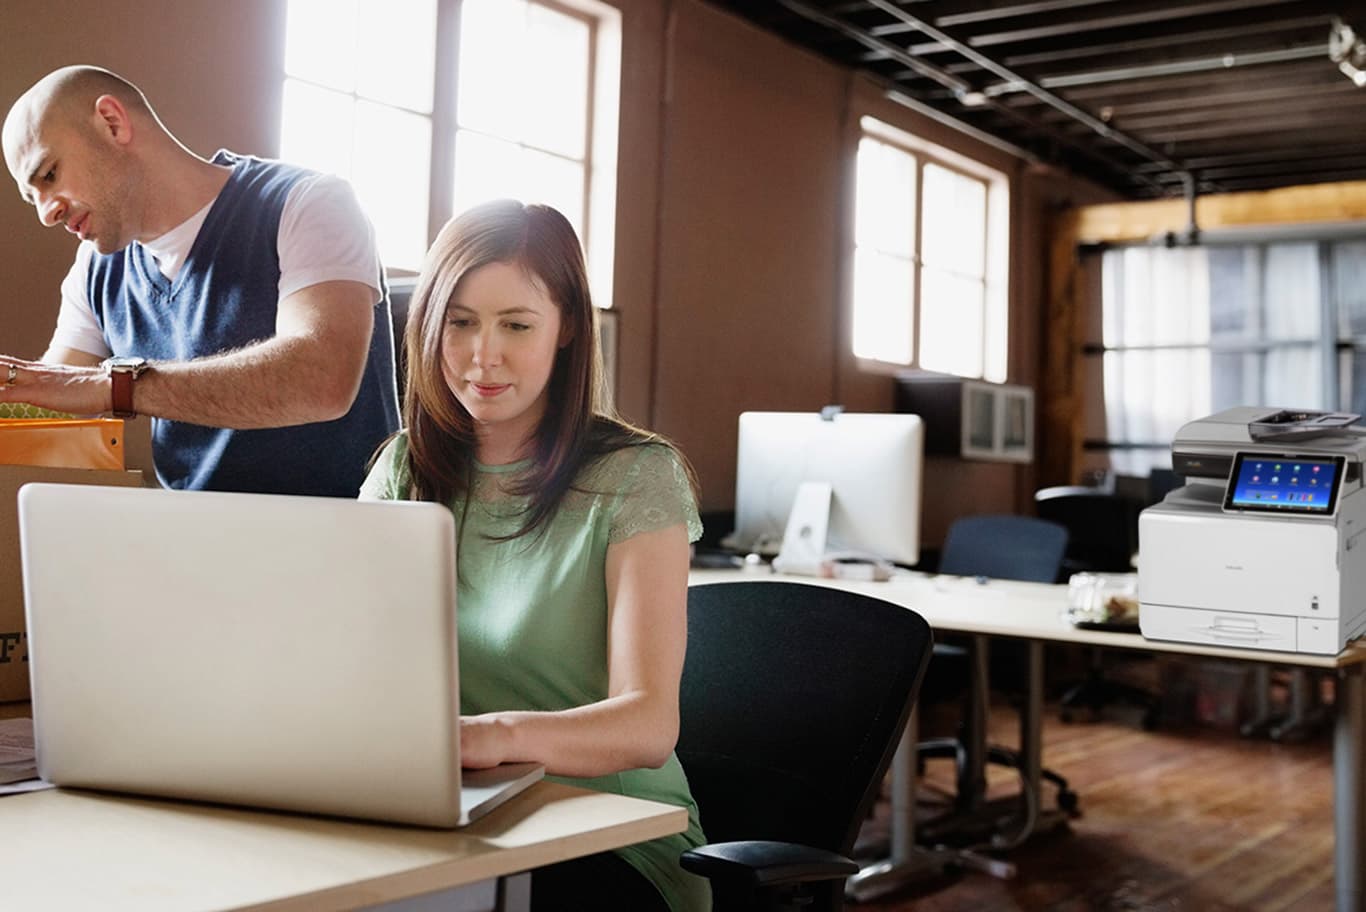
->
xmin=400 ymin=199 xmax=692 ymax=540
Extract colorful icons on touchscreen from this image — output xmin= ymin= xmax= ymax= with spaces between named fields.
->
xmin=1226 ymin=454 xmax=1343 ymax=514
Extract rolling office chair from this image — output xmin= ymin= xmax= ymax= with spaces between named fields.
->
xmin=677 ymin=581 xmax=933 ymax=912
xmin=916 ymin=514 xmax=1079 ymax=849
xmin=1033 ymin=485 xmax=1160 ymax=727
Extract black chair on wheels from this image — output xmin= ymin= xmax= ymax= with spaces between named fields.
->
xmin=677 ymin=580 xmax=934 ymax=912
xmin=916 ymin=514 xmax=1080 ymax=849
xmin=1034 ymin=485 xmax=1160 ymax=727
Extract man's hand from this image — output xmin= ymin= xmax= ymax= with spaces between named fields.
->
xmin=0 ymin=356 xmax=111 ymax=415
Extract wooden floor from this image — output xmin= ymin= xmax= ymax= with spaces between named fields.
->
xmin=851 ymin=703 xmax=1336 ymax=912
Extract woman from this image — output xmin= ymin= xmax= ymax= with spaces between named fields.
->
xmin=361 ymin=200 xmax=709 ymax=912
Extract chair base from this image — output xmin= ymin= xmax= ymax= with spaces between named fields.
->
xmin=845 ymin=847 xmax=956 ymax=902
xmin=913 ymin=739 xmax=1080 ymax=851
xmin=916 ymin=795 xmax=1073 ymax=851
xmin=845 ymin=842 xmax=1021 ymax=902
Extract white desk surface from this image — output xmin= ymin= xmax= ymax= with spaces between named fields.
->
xmin=689 ymin=567 xmax=1366 ymax=670
xmin=0 ymin=781 xmax=687 ymax=911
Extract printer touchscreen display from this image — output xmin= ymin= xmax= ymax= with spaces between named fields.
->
xmin=1222 ymin=452 xmax=1345 ymax=516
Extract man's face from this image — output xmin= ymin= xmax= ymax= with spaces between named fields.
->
xmin=4 ymin=112 xmax=140 ymax=255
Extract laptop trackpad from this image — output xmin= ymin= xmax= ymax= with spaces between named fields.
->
xmin=458 ymin=762 xmax=545 ymax=826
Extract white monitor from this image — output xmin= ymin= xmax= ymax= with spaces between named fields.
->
xmin=731 ymin=411 xmax=924 ymax=565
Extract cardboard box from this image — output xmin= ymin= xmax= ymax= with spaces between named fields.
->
xmin=0 ymin=418 xmax=125 ymax=471
xmin=0 ymin=466 xmax=145 ymax=702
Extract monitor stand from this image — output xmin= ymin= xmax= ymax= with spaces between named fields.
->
xmin=772 ymin=481 xmax=831 ymax=576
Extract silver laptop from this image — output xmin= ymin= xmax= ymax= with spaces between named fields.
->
xmin=18 ymin=483 xmax=542 ymax=827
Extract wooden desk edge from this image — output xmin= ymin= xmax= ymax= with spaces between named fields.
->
xmin=2 ymin=781 xmax=689 ymax=912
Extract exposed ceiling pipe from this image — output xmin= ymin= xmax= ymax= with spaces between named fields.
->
xmin=883 ymin=89 xmax=1040 ymax=164
xmin=778 ymin=0 xmax=1169 ymax=194
xmin=859 ymin=0 xmax=1197 ymax=192
xmin=776 ymin=0 xmax=972 ymax=95
xmin=990 ymin=44 xmax=1329 ymax=94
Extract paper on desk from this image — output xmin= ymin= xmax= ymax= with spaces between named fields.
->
xmin=0 ymin=717 xmax=52 ymax=793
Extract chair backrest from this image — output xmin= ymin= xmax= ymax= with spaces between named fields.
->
xmin=938 ymin=514 xmax=1069 ymax=583
xmin=679 ymin=581 xmax=932 ymax=854
xmin=1032 ymin=488 xmax=1135 ymax=573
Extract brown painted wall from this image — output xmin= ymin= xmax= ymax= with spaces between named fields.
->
xmin=0 ymin=0 xmax=1108 ymax=546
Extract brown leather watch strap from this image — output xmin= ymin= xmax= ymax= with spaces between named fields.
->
xmin=110 ymin=368 xmax=136 ymax=418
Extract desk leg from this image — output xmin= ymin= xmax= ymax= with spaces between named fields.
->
xmin=960 ymin=635 xmax=990 ymax=811
xmin=1020 ymin=640 xmax=1043 ymax=808
xmin=846 ymin=706 xmax=949 ymax=902
xmin=1336 ymin=663 xmax=1365 ymax=912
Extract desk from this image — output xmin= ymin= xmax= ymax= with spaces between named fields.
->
xmin=689 ymin=568 xmax=1366 ymax=912
xmin=0 ymin=777 xmax=686 ymax=910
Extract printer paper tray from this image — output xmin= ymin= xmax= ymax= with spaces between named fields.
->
xmin=1140 ymin=603 xmax=1339 ymax=654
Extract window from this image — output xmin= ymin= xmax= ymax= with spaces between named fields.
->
xmin=1089 ymin=239 xmax=1366 ymax=476
xmin=852 ymin=117 xmax=1009 ymax=382
xmin=279 ymin=0 xmax=620 ymax=303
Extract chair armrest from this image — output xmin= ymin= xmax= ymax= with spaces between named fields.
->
xmin=679 ymin=840 xmax=858 ymax=888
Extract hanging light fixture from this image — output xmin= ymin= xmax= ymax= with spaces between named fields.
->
xmin=1330 ymin=17 xmax=1366 ymax=87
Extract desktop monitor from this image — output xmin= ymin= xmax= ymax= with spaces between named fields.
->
xmin=731 ymin=411 xmax=924 ymax=566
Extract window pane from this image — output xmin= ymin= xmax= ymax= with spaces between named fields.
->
xmin=353 ymin=102 xmax=431 ymax=272
xmin=285 ymin=0 xmax=359 ymax=91
xmin=919 ymin=267 xmax=983 ymax=377
xmin=1263 ymin=243 xmax=1320 ymax=340
xmin=852 ymin=247 xmax=913 ymax=364
xmin=854 ymin=138 xmax=914 ymax=254
xmin=458 ymin=0 xmax=528 ymax=142
xmin=1105 ymin=247 xmax=1211 ymax=348
xmin=1211 ymin=351 xmax=1254 ymax=412
xmin=1104 ymin=349 xmax=1209 ymax=447
xmin=1264 ymin=346 xmax=1323 ymax=408
xmin=356 ymin=0 xmax=437 ymax=112
xmin=1333 ymin=241 xmax=1366 ymax=336
xmin=1208 ymin=246 xmax=1253 ymax=339
xmin=452 ymin=131 xmax=585 ymax=239
xmin=921 ymin=163 xmax=985 ymax=278
xmin=280 ymin=80 xmax=355 ymax=180
xmin=1349 ymin=349 xmax=1366 ymax=413
xmin=523 ymin=4 xmax=589 ymax=158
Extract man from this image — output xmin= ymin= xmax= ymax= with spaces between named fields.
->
xmin=0 ymin=66 xmax=399 ymax=496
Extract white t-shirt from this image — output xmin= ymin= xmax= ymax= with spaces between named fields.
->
xmin=50 ymin=171 xmax=382 ymax=358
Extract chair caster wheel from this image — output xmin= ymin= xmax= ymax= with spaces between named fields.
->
xmin=1057 ymin=789 xmax=1081 ymax=817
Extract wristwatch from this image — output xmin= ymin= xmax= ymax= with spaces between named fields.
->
xmin=103 ymin=356 xmax=150 ymax=418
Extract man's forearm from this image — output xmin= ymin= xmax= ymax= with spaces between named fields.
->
xmin=133 ymin=334 xmax=366 ymax=429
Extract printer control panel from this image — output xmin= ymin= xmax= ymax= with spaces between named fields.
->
xmin=1222 ymin=452 xmax=1346 ymax=516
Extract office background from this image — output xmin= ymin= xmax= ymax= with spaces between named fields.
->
xmin=0 ymin=0 xmax=1124 ymax=550
xmin=6 ymin=1 xmax=1364 ymax=551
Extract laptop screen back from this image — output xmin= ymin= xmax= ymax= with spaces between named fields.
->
xmin=19 ymin=484 xmax=469 ymax=826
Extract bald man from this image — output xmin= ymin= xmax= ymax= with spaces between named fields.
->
xmin=1 ymin=66 xmax=399 ymax=496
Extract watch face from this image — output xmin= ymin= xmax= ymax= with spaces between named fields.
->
xmin=106 ymin=357 xmax=147 ymax=371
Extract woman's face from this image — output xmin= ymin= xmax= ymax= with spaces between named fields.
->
xmin=440 ymin=260 xmax=564 ymax=462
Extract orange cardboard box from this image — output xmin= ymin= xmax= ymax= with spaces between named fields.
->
xmin=0 ymin=418 xmax=125 ymax=471
xmin=1 ymin=466 xmax=145 ymax=702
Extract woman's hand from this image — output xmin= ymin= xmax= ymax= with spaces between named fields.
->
xmin=459 ymin=713 xmax=514 ymax=769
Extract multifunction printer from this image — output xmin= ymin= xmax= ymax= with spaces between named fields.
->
xmin=1138 ymin=407 xmax=1366 ymax=655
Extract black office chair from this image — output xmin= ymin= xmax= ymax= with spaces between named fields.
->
xmin=1033 ymin=486 xmax=1160 ymax=727
xmin=677 ymin=581 xmax=933 ymax=912
xmin=1032 ymin=485 xmax=1135 ymax=577
xmin=916 ymin=514 xmax=1079 ymax=848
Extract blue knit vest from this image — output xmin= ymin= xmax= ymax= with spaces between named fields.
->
xmin=88 ymin=151 xmax=400 ymax=496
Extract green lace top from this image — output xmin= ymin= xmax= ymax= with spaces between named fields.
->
xmin=360 ymin=432 xmax=709 ymax=912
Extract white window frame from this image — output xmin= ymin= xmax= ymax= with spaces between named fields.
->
xmin=852 ymin=116 xmax=1009 ymax=382
xmin=279 ymin=0 xmax=620 ymax=306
